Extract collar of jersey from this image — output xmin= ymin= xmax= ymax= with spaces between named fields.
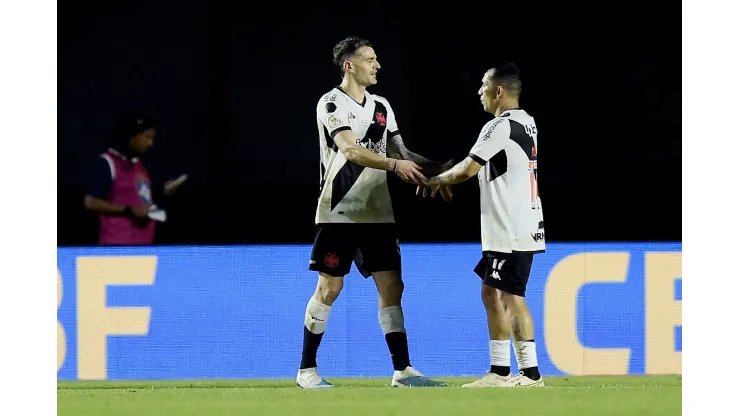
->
xmin=335 ymin=86 xmax=367 ymax=107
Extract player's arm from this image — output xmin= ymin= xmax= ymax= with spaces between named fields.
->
xmin=333 ymin=130 xmax=425 ymax=183
xmin=319 ymin=98 xmax=425 ymax=184
xmin=387 ymin=133 xmax=452 ymax=176
xmin=332 ymin=129 xmax=396 ymax=171
xmin=425 ymin=118 xmax=511 ymax=186
xmin=382 ymin=100 xmax=452 ymax=176
xmin=424 ymin=157 xmax=482 ymax=186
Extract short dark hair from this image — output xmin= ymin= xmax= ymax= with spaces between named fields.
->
xmin=487 ymin=62 xmax=522 ymax=97
xmin=332 ymin=36 xmax=373 ymax=71
xmin=111 ymin=109 xmax=158 ymax=146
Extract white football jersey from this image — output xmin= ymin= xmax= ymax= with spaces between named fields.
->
xmin=314 ymin=87 xmax=399 ymax=224
xmin=468 ymin=108 xmax=545 ymax=254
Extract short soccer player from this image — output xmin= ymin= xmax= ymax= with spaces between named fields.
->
xmin=296 ymin=36 xmax=447 ymax=389
xmin=422 ymin=63 xmax=545 ymax=387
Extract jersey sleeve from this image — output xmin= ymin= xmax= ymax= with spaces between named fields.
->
xmin=317 ymin=96 xmax=351 ymax=138
xmin=385 ymin=101 xmax=400 ymax=138
xmin=468 ymin=118 xmax=511 ymax=164
xmin=86 ymin=156 xmax=114 ymax=199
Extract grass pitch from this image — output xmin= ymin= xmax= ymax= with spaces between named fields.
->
xmin=58 ymin=375 xmax=681 ymax=416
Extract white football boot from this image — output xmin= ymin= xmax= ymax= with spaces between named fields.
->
xmin=461 ymin=371 xmax=511 ymax=388
xmin=506 ymin=371 xmax=545 ymax=387
xmin=296 ymin=367 xmax=334 ymax=389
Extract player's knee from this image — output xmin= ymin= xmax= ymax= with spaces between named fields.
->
xmin=315 ymin=275 xmax=343 ymax=304
xmin=501 ymin=292 xmax=527 ymax=314
xmin=481 ymin=284 xmax=505 ymax=312
xmin=378 ymin=278 xmax=404 ymax=304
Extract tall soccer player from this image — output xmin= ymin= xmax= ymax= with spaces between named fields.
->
xmin=422 ymin=63 xmax=545 ymax=387
xmin=296 ymin=37 xmax=448 ymax=389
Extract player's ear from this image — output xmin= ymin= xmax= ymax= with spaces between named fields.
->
xmin=344 ymin=60 xmax=354 ymax=74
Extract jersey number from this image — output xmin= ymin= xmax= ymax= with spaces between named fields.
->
xmin=529 ymin=160 xmax=540 ymax=209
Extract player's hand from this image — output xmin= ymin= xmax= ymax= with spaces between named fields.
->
xmin=416 ymin=184 xmax=454 ymax=201
xmin=438 ymin=185 xmax=454 ymax=201
xmin=395 ymin=160 xmax=426 ymax=184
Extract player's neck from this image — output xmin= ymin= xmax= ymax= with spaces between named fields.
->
xmin=495 ymin=101 xmax=519 ymax=117
xmin=339 ymin=78 xmax=366 ymax=103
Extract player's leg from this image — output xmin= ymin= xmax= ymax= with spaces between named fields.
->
xmin=358 ymin=225 xmax=446 ymax=387
xmin=462 ymin=252 xmax=514 ymax=387
xmin=371 ymin=270 xmax=410 ymax=374
xmin=496 ymin=252 xmax=542 ymax=387
xmin=297 ymin=224 xmax=355 ymax=389
xmin=501 ymin=290 xmax=543 ymax=387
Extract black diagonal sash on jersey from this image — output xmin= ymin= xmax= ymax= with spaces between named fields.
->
xmin=507 ymin=120 xmax=537 ymax=161
xmin=330 ymin=101 xmax=388 ymax=210
xmin=486 ymin=119 xmax=536 ymax=182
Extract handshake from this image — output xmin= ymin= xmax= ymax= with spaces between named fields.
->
xmin=392 ymin=158 xmax=456 ymax=201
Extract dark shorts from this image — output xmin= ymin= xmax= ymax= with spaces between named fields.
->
xmin=309 ymin=223 xmax=401 ymax=278
xmin=473 ymin=251 xmax=535 ymax=297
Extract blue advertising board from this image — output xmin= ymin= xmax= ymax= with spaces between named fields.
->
xmin=57 ymin=242 xmax=682 ymax=380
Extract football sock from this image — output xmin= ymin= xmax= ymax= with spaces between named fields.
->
xmin=489 ymin=339 xmax=511 ymax=376
xmin=299 ymin=298 xmax=332 ymax=369
xmin=514 ymin=339 xmax=541 ymax=380
xmin=379 ymin=306 xmax=411 ymax=371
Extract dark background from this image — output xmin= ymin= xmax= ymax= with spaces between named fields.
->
xmin=57 ymin=1 xmax=681 ymax=246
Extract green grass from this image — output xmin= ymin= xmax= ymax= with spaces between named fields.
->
xmin=58 ymin=376 xmax=681 ymax=416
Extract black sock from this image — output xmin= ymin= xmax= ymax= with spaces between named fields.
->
xmin=385 ymin=332 xmax=411 ymax=371
xmin=299 ymin=326 xmax=324 ymax=369
xmin=490 ymin=365 xmax=510 ymax=376
xmin=522 ymin=366 xmax=541 ymax=380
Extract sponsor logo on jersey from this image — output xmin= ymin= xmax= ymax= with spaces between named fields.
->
xmin=531 ymin=220 xmax=545 ymax=242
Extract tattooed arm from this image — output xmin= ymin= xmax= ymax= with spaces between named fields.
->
xmin=425 ymin=117 xmax=511 ymax=187
xmin=424 ymin=156 xmax=483 ymax=186
xmin=387 ymin=134 xmax=451 ymax=176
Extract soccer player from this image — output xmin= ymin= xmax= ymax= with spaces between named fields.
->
xmin=422 ymin=63 xmax=545 ymax=388
xmin=296 ymin=36 xmax=448 ymax=389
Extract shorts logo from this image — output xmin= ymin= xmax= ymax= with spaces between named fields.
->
xmin=324 ymin=253 xmax=339 ymax=268
xmin=490 ymin=259 xmax=506 ymax=280
xmin=328 ymin=115 xmax=341 ymax=128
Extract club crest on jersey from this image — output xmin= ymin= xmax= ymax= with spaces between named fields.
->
xmin=375 ymin=112 xmax=386 ymax=126
xmin=328 ymin=115 xmax=341 ymax=128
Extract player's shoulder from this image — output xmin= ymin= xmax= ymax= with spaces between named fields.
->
xmin=499 ymin=108 xmax=535 ymax=125
xmin=483 ymin=115 xmax=511 ymax=132
xmin=316 ymin=87 xmax=345 ymax=113
xmin=316 ymin=87 xmax=347 ymax=110
xmin=369 ymin=92 xmax=392 ymax=107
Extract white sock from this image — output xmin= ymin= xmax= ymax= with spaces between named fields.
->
xmin=304 ymin=298 xmax=332 ymax=334
xmin=378 ymin=305 xmax=406 ymax=334
xmin=489 ymin=339 xmax=510 ymax=368
xmin=513 ymin=340 xmax=538 ymax=370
